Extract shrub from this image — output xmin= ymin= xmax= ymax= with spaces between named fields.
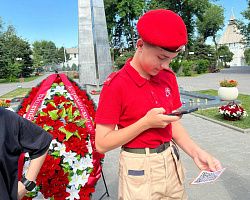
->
xmin=170 ymin=59 xmax=182 ymax=73
xmin=195 ymin=59 xmax=209 ymax=74
xmin=115 ymin=50 xmax=135 ymax=69
xmin=182 ymin=60 xmax=194 ymax=76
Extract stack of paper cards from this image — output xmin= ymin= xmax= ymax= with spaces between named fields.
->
xmin=191 ymin=168 xmax=226 ymax=185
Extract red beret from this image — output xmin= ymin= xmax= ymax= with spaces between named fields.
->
xmin=137 ymin=9 xmax=188 ymax=52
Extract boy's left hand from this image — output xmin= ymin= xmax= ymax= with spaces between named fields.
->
xmin=193 ymin=150 xmax=222 ymax=172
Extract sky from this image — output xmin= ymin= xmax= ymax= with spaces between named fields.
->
xmin=0 ymin=0 xmax=248 ymax=48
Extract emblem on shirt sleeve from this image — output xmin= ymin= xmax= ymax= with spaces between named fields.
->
xmin=165 ymin=87 xmax=171 ymax=97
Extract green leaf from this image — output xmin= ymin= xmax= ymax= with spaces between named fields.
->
xmin=51 ymin=151 xmax=60 ymax=157
xmin=74 ymin=130 xmax=81 ymax=139
xmin=59 ymin=127 xmax=73 ymax=141
xmin=87 ymin=168 xmax=93 ymax=174
xmin=59 ymin=107 xmax=67 ymax=118
xmin=43 ymin=125 xmax=53 ymax=131
xmin=75 ymin=119 xmax=86 ymax=127
xmin=50 ymin=101 xmax=57 ymax=108
xmin=52 ymin=83 xmax=58 ymax=88
xmin=61 ymin=163 xmax=71 ymax=172
xmin=73 ymin=110 xmax=80 ymax=117
xmin=48 ymin=110 xmax=59 ymax=120
xmin=59 ymin=102 xmax=65 ymax=108
xmin=39 ymin=111 xmax=47 ymax=116
xmin=67 ymin=105 xmax=73 ymax=120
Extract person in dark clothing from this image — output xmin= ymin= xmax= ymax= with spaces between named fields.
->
xmin=0 ymin=107 xmax=52 ymax=200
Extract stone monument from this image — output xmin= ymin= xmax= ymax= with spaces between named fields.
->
xmin=78 ymin=0 xmax=112 ymax=90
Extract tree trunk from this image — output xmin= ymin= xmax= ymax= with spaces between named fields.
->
xmin=213 ymin=35 xmax=219 ymax=67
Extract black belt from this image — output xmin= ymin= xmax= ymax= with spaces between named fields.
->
xmin=122 ymin=142 xmax=170 ymax=154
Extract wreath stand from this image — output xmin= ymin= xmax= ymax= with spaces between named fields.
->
xmin=98 ymin=170 xmax=110 ymax=200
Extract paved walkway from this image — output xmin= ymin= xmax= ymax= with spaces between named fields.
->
xmin=0 ymin=73 xmax=52 ymax=97
xmin=177 ymin=66 xmax=250 ymax=94
xmin=1 ymin=67 xmax=250 ymax=200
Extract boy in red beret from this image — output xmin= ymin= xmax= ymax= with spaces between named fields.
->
xmin=95 ymin=9 xmax=222 ymax=199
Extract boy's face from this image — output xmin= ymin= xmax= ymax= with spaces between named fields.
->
xmin=137 ymin=39 xmax=179 ymax=77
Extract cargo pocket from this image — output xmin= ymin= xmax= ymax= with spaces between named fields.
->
xmin=171 ymin=145 xmax=185 ymax=184
xmin=121 ymin=155 xmax=150 ymax=200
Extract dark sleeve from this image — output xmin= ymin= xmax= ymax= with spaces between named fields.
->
xmin=17 ymin=115 xmax=53 ymax=160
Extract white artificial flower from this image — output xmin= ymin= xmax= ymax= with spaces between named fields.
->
xmin=55 ymin=85 xmax=67 ymax=94
xmin=62 ymin=151 xmax=77 ymax=166
xmin=71 ymin=159 xmax=85 ymax=173
xmin=49 ymin=139 xmax=59 ymax=150
xmin=54 ymin=142 xmax=67 ymax=156
xmin=87 ymin=139 xmax=93 ymax=154
xmin=66 ymin=186 xmax=80 ymax=200
xmin=45 ymin=89 xmax=56 ymax=98
xmin=82 ymin=155 xmax=93 ymax=170
xmin=65 ymin=92 xmax=74 ymax=100
xmin=69 ymin=171 xmax=89 ymax=189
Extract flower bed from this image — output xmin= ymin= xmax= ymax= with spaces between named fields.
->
xmin=17 ymin=74 xmax=104 ymax=200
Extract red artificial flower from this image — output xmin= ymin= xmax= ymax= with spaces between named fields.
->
xmin=79 ymin=186 xmax=95 ymax=200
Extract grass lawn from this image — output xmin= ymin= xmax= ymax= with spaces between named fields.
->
xmin=0 ymin=88 xmax=31 ymax=99
xmin=196 ymin=89 xmax=250 ymax=130
xmin=0 ymin=75 xmax=40 ymax=83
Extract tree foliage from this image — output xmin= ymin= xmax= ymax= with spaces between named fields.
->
xmin=244 ymin=48 xmax=250 ymax=65
xmin=32 ymin=40 xmax=57 ymax=67
xmin=104 ymin=0 xmax=145 ymax=49
xmin=104 ymin=0 xmax=219 ymax=60
xmin=240 ymin=0 xmax=250 ymax=45
xmin=218 ymin=45 xmax=233 ymax=67
xmin=0 ymin=24 xmax=33 ymax=80
xmin=197 ymin=4 xmax=224 ymax=43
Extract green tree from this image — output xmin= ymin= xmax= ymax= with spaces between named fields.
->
xmin=148 ymin=0 xmax=211 ymax=54
xmin=218 ymin=45 xmax=233 ymax=67
xmin=0 ymin=25 xmax=33 ymax=80
xmin=57 ymin=47 xmax=70 ymax=64
xmin=71 ymin=63 xmax=77 ymax=71
xmin=244 ymin=48 xmax=250 ymax=65
xmin=32 ymin=40 xmax=58 ymax=68
xmin=196 ymin=4 xmax=224 ymax=65
xmin=197 ymin=5 xmax=224 ymax=43
xmin=104 ymin=0 xmax=145 ymax=49
xmin=240 ymin=0 xmax=250 ymax=45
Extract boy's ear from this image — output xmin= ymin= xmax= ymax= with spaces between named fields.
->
xmin=136 ymin=39 xmax=143 ymax=48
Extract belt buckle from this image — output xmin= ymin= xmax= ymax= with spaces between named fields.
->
xmin=156 ymin=143 xmax=165 ymax=153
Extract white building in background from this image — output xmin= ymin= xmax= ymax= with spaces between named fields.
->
xmin=65 ymin=47 xmax=78 ymax=68
xmin=219 ymin=15 xmax=246 ymax=66
xmin=60 ymin=47 xmax=79 ymax=69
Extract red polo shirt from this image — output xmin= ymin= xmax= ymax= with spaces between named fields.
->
xmin=95 ymin=59 xmax=182 ymax=148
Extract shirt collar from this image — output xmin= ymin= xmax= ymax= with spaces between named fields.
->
xmin=124 ymin=58 xmax=147 ymax=87
xmin=124 ymin=58 xmax=161 ymax=86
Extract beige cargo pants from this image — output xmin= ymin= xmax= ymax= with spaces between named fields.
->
xmin=118 ymin=144 xmax=188 ymax=200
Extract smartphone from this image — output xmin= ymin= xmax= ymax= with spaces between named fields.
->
xmin=168 ymin=107 xmax=198 ymax=116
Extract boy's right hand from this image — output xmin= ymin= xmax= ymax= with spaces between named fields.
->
xmin=143 ymin=107 xmax=181 ymax=129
